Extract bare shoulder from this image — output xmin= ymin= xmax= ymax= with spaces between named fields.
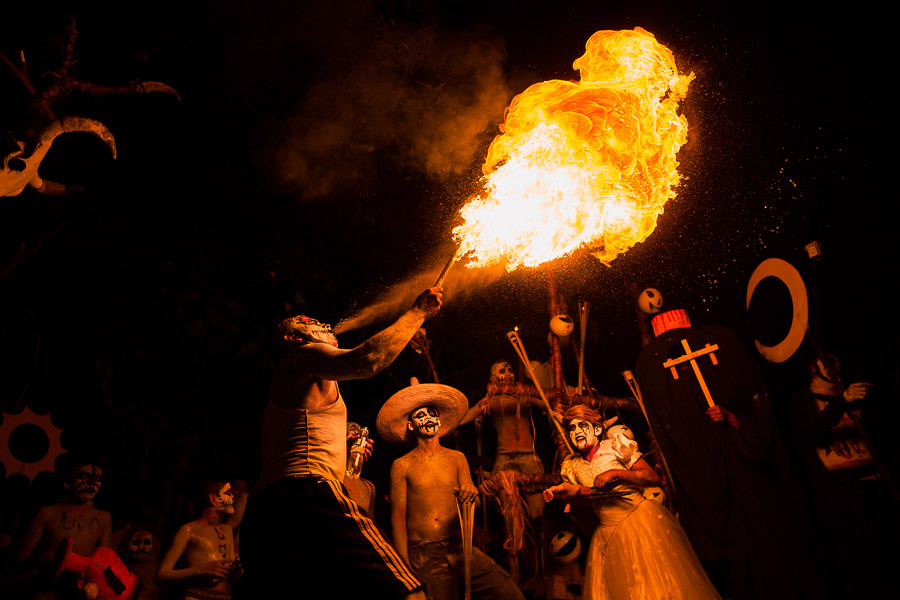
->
xmin=35 ymin=504 xmax=60 ymax=518
xmin=270 ymin=347 xmax=339 ymax=409
xmin=445 ymin=448 xmax=468 ymax=462
xmin=392 ymin=453 xmax=414 ymax=472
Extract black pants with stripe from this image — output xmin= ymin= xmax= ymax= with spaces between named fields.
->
xmin=241 ymin=475 xmax=421 ymax=598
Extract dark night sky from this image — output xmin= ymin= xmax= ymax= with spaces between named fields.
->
xmin=1 ymin=1 xmax=895 ymax=531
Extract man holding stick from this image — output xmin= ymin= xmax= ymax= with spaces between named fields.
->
xmin=240 ymin=287 xmax=443 ymax=599
xmin=379 ymin=380 xmax=524 ymax=600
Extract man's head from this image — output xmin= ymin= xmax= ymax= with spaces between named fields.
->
xmin=377 ymin=381 xmax=468 ymax=446
xmin=199 ymin=480 xmax=235 ymax=515
xmin=63 ymin=462 xmax=103 ymax=504
xmin=278 ymin=315 xmax=337 ymax=347
xmin=808 ymin=352 xmax=840 ymax=384
xmin=124 ymin=530 xmax=156 ymax=563
xmin=407 ymin=405 xmax=441 ymax=439
xmin=490 ymin=360 xmax=515 ymax=384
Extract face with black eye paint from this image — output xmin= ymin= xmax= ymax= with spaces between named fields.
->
xmin=407 ymin=405 xmax=441 ymax=438
xmin=127 ymin=530 xmax=155 ymax=562
xmin=567 ymin=418 xmax=601 ymax=453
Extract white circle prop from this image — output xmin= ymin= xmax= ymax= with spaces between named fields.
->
xmin=746 ymin=258 xmax=809 ymax=363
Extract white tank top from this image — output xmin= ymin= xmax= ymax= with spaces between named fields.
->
xmin=257 ymin=386 xmax=347 ymax=488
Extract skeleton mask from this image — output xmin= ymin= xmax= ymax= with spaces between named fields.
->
xmin=637 ymin=288 xmax=664 ymax=314
xmin=566 ymin=419 xmax=601 ymax=453
xmin=1 ymin=118 xmax=116 ymax=197
xmin=212 ymin=482 xmax=235 ymax=515
xmin=490 ymin=361 xmax=515 ymax=384
xmin=812 ymin=356 xmax=840 ymax=384
xmin=65 ymin=464 xmax=103 ymax=503
xmin=408 ymin=406 xmax=441 ymax=438
xmin=126 ymin=530 xmax=154 ymax=562
xmin=283 ymin=315 xmax=337 ymax=346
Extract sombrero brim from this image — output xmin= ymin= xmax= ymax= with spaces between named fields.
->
xmin=376 ymin=383 xmax=469 ymax=446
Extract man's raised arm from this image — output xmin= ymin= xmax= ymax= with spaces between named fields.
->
xmin=282 ymin=287 xmax=443 ymax=386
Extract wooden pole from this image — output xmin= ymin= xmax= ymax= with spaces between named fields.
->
xmin=577 ymin=301 xmax=589 ymax=394
xmin=507 ymin=330 xmax=575 ymax=455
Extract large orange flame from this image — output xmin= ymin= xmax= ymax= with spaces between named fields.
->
xmin=453 ymin=27 xmax=693 ymax=270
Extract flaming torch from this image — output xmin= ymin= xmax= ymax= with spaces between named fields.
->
xmin=453 ymin=27 xmax=693 ymax=270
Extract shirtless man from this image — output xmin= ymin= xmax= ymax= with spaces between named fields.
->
xmin=379 ymin=381 xmax=524 ymax=600
xmin=240 ymin=287 xmax=442 ymax=600
xmin=155 ymin=481 xmax=237 ymax=600
xmin=16 ymin=459 xmax=112 ymax=598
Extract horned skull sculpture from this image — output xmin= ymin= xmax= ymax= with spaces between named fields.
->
xmin=1 ymin=116 xmax=117 ymax=197
xmin=1 ymin=15 xmax=179 ymax=198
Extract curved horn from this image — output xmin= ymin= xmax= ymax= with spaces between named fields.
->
xmin=138 ymin=81 xmax=181 ymax=102
xmin=33 ymin=117 xmax=117 ymax=160
xmin=59 ymin=117 xmax=117 ymax=158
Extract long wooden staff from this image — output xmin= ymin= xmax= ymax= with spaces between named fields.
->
xmin=507 ymin=330 xmax=574 ymax=455
xmin=621 ymin=370 xmax=677 ymax=498
xmin=577 ymin=301 xmax=589 ymax=395
xmin=457 ymin=499 xmax=475 ymax=600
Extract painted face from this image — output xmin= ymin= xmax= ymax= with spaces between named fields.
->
xmin=127 ymin=530 xmax=154 ymax=562
xmin=813 ymin=357 xmax=840 ymax=383
xmin=490 ymin=361 xmax=515 ymax=384
xmin=213 ymin=482 xmax=235 ymax=514
xmin=286 ymin=315 xmax=337 ymax=346
xmin=408 ymin=406 xmax=441 ymax=438
xmin=567 ymin=419 xmax=600 ymax=452
xmin=346 ymin=421 xmax=361 ymax=440
xmin=65 ymin=464 xmax=103 ymax=503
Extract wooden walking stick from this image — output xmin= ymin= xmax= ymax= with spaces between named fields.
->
xmin=507 ymin=330 xmax=574 ymax=455
xmin=577 ymin=301 xmax=589 ymax=395
xmin=457 ymin=498 xmax=475 ymax=600
xmin=622 ymin=370 xmax=677 ymax=501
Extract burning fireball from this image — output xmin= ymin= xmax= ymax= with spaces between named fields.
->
xmin=453 ymin=27 xmax=693 ymax=270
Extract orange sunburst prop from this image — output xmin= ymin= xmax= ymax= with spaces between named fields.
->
xmin=453 ymin=27 xmax=693 ymax=271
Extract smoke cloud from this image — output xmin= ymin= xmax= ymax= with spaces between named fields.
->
xmin=264 ymin=4 xmax=511 ymax=201
xmin=334 ymin=250 xmax=508 ymax=335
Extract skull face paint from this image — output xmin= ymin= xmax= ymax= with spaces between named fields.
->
xmin=490 ymin=361 xmax=515 ymax=384
xmin=213 ymin=482 xmax=235 ymax=515
xmin=567 ymin=419 xmax=601 ymax=453
xmin=284 ymin=315 xmax=337 ymax=346
xmin=408 ymin=406 xmax=441 ymax=438
xmin=65 ymin=464 xmax=103 ymax=504
xmin=127 ymin=530 xmax=154 ymax=562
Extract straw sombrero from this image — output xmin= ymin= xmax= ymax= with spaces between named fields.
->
xmin=376 ymin=378 xmax=468 ymax=446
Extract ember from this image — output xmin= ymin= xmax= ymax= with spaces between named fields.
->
xmin=453 ymin=27 xmax=693 ymax=270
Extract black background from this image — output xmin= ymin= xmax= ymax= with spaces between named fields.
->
xmin=1 ymin=1 xmax=894 ymax=539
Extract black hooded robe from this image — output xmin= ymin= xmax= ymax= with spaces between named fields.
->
xmin=635 ymin=324 xmax=826 ymax=600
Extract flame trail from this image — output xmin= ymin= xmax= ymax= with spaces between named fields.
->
xmin=453 ymin=27 xmax=694 ymax=271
